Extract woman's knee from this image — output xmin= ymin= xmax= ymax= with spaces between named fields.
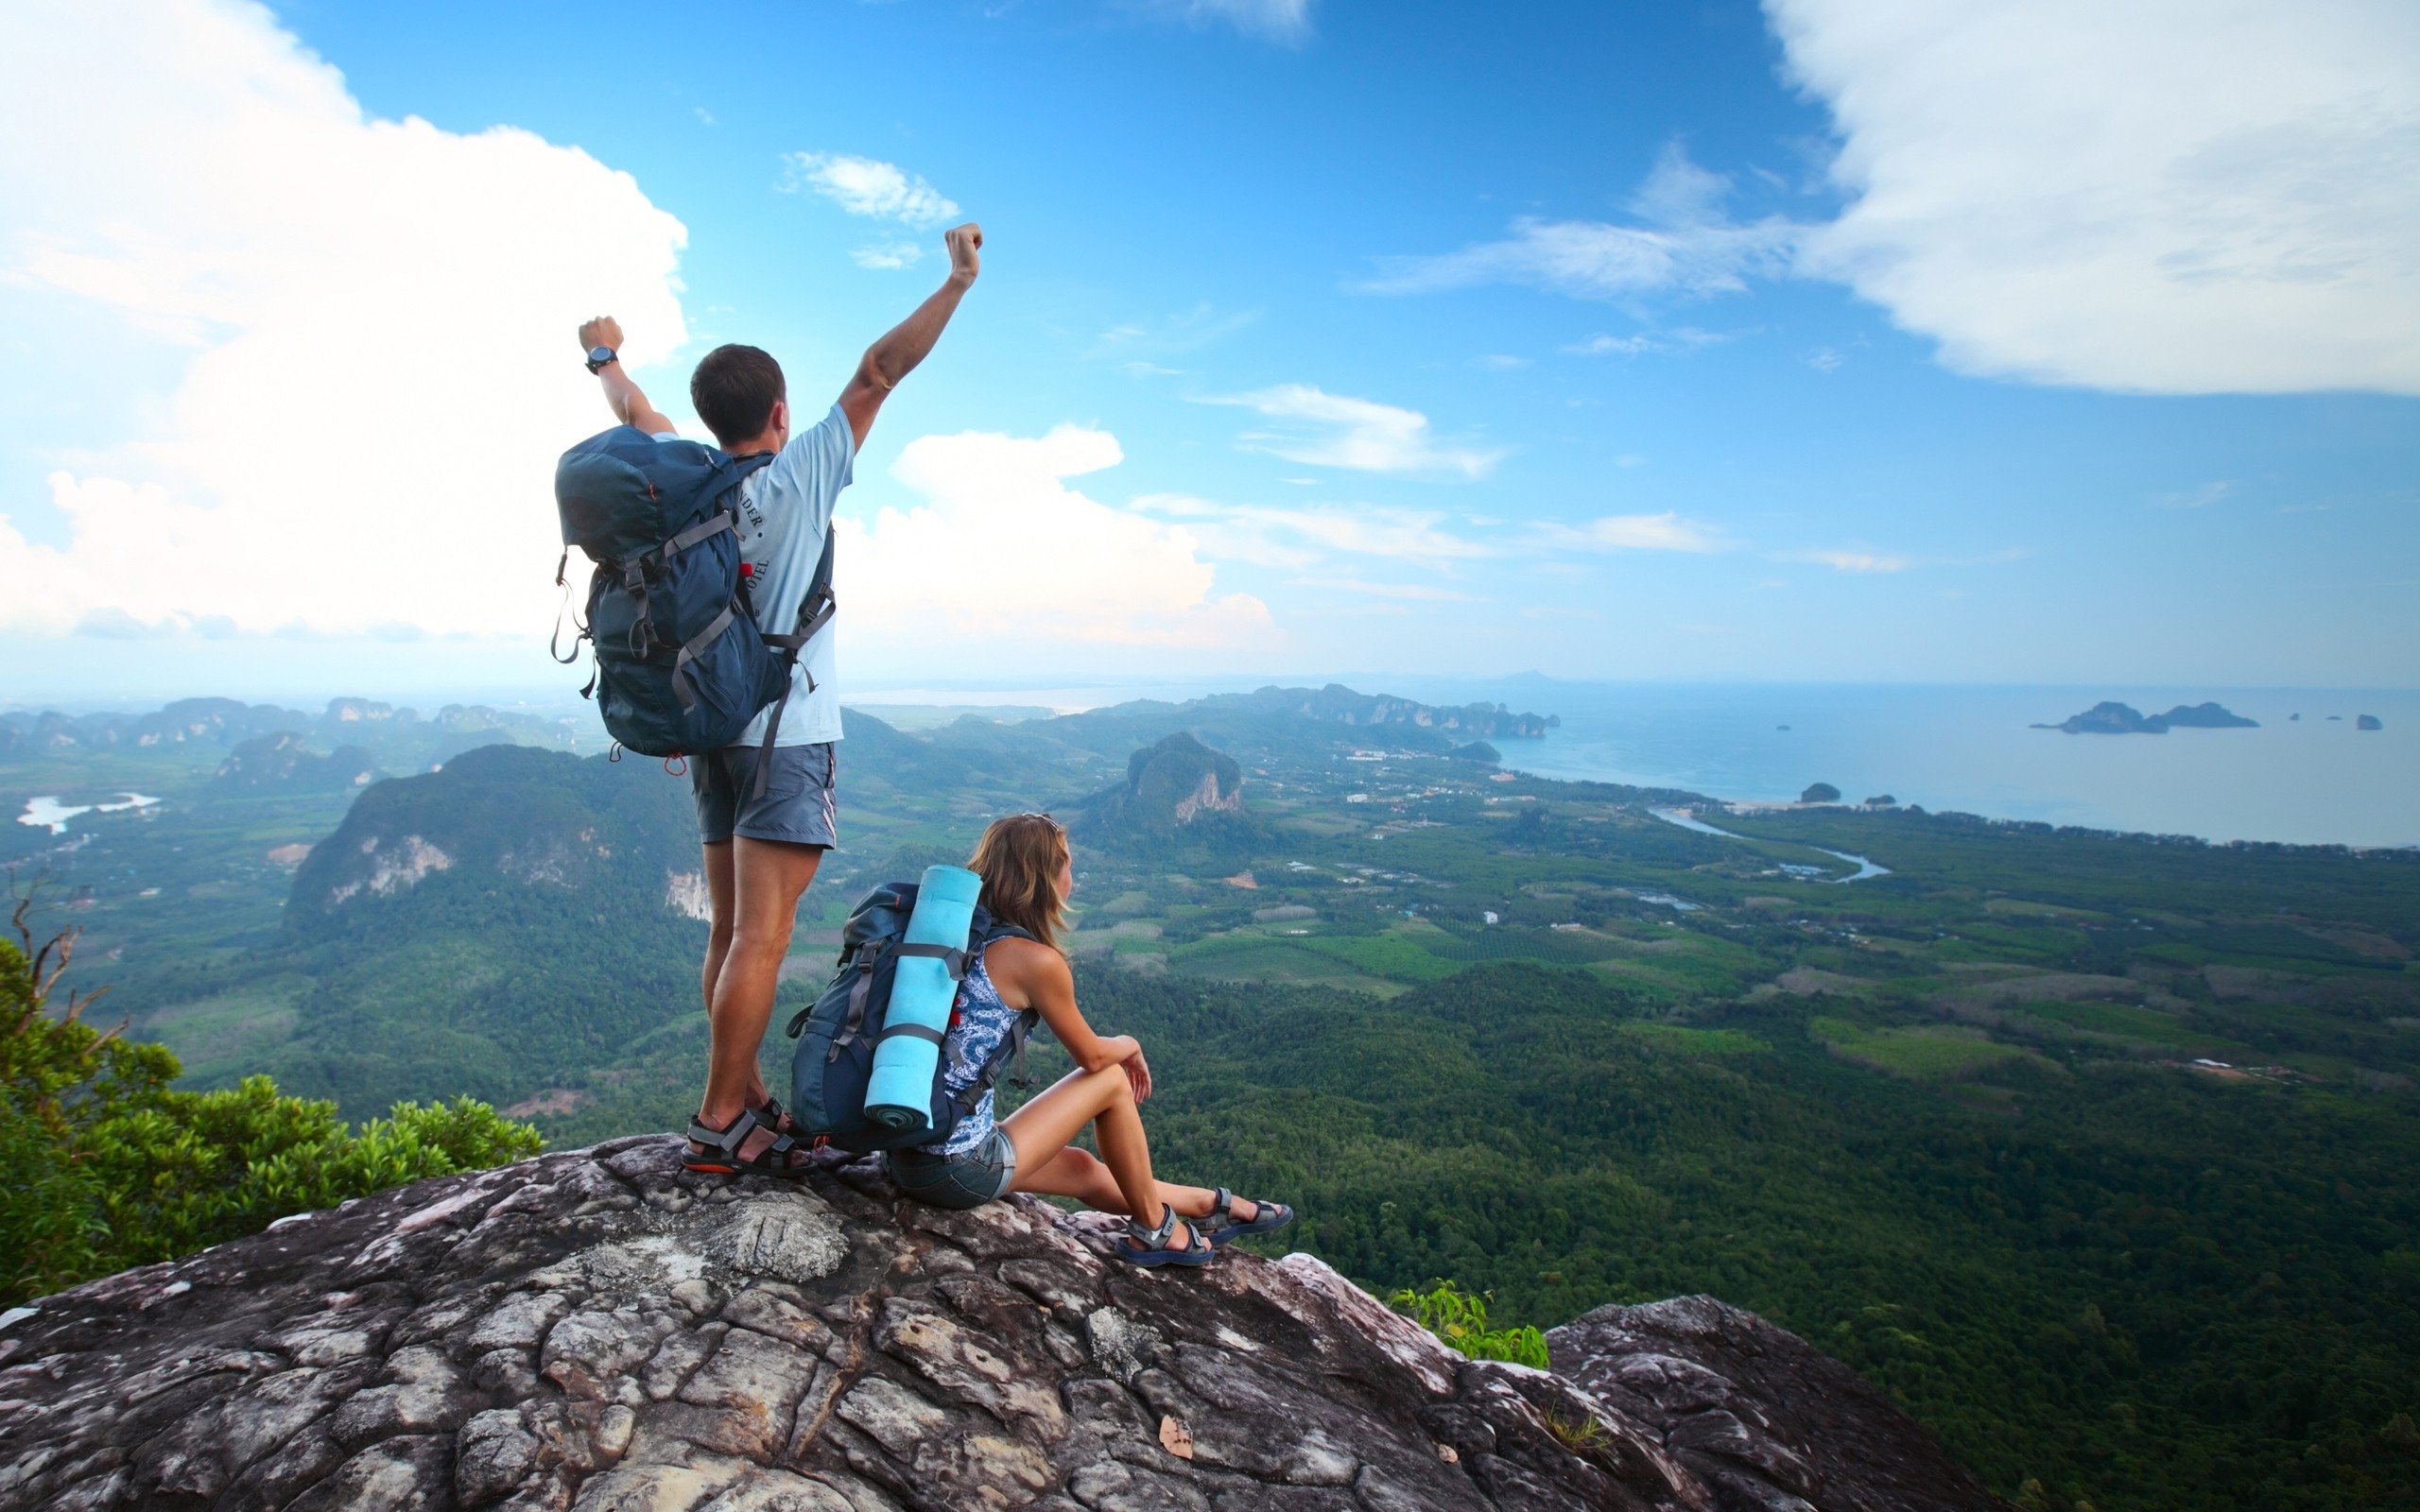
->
xmin=1084 ymin=1063 xmax=1135 ymax=1108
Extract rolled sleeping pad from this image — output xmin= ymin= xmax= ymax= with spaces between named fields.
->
xmin=862 ymin=864 xmax=985 ymax=1132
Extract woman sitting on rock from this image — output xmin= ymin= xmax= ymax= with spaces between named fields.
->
xmin=886 ymin=812 xmax=1293 ymax=1266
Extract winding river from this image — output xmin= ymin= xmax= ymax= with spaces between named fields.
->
xmin=1648 ymin=806 xmax=1891 ymax=884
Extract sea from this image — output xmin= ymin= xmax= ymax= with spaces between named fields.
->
xmin=1479 ymin=683 xmax=2418 ymax=850
xmin=850 ymin=680 xmax=2419 ymax=850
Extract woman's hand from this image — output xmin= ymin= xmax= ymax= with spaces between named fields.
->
xmin=1123 ymin=1044 xmax=1153 ymax=1104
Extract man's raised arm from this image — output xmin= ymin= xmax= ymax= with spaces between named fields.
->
xmin=838 ymin=223 xmax=982 ymax=450
xmin=578 ymin=316 xmax=678 ymax=436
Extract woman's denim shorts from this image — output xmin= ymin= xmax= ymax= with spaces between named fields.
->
xmin=884 ymin=1126 xmax=1017 ymax=1211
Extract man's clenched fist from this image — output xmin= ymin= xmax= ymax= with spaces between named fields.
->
xmin=578 ymin=316 xmax=625 ymax=352
xmin=944 ymin=224 xmax=982 ymax=286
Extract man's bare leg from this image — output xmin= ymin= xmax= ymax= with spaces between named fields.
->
xmin=700 ymin=839 xmax=736 ymax=1016
xmin=696 ymin=835 xmax=822 ymax=1163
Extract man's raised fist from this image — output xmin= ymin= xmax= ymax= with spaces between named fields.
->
xmin=578 ymin=316 xmax=625 ymax=352
xmin=944 ymin=224 xmax=983 ymax=285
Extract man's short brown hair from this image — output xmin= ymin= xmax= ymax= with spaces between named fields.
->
xmin=690 ymin=344 xmax=786 ymax=449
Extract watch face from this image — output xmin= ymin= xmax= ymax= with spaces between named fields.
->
xmin=588 ymin=346 xmax=615 ymax=365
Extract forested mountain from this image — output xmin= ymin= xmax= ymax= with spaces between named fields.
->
xmin=7 ymin=686 xmax=2418 ymax=1511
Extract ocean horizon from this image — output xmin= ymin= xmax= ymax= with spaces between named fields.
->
xmin=849 ymin=679 xmax=2418 ymax=850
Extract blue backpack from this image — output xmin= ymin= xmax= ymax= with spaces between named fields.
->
xmin=785 ymin=881 xmax=1039 ymax=1153
xmin=551 ymin=426 xmax=835 ymax=769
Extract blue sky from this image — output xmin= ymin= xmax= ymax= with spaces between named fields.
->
xmin=2 ymin=0 xmax=2415 ymax=702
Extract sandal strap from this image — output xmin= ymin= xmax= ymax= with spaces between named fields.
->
xmin=1128 ymin=1204 xmax=1179 ymax=1247
xmin=687 ymin=1104 xmax=765 ymax=1154
xmin=1208 ymin=1186 xmax=1235 ymax=1220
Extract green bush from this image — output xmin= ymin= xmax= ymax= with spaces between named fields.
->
xmin=0 ymin=921 xmax=542 ymax=1306
xmin=1390 ymin=1279 xmax=1550 ymax=1369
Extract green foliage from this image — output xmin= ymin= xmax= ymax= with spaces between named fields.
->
xmin=0 ymin=922 xmax=540 ymax=1306
xmin=1069 ymin=962 xmax=2420 ymax=1512
xmin=1389 ymin=1279 xmax=1550 ymax=1369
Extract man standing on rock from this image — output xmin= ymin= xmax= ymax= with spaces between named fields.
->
xmin=575 ymin=221 xmax=984 ymax=1174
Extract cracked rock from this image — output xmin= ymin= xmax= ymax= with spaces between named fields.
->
xmin=0 ymin=1137 xmax=2009 ymax=1512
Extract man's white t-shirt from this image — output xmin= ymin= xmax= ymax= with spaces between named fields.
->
xmin=665 ymin=404 xmax=854 ymax=747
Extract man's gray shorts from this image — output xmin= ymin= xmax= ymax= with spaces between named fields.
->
xmin=692 ymin=742 xmax=838 ymax=847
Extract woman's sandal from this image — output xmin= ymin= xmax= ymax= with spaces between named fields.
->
xmin=1203 ymin=1186 xmax=1295 ymax=1246
xmin=1115 ymin=1205 xmax=1215 ymax=1268
xmin=683 ymin=1103 xmax=811 ymax=1178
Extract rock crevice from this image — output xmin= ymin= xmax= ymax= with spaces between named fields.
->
xmin=0 ymin=1139 xmax=2006 ymax=1512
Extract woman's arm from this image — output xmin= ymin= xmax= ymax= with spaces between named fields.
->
xmin=991 ymin=940 xmax=1136 ymax=1074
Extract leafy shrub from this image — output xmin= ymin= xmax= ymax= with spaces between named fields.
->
xmin=0 ymin=913 xmax=542 ymax=1306
xmin=1389 ymin=1279 xmax=1550 ymax=1369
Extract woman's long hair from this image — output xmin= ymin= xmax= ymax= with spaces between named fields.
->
xmin=968 ymin=813 xmax=1069 ymax=951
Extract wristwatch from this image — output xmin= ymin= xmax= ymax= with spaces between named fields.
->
xmin=584 ymin=345 xmax=617 ymax=374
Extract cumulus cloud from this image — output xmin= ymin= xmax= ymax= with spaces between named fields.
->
xmin=1533 ymin=512 xmax=1724 ymax=553
xmin=1772 ymin=0 xmax=2420 ymax=394
xmin=780 ymin=152 xmax=960 ymax=229
xmin=0 ymin=0 xmax=689 ymax=639
xmin=1360 ymin=144 xmax=1802 ymax=301
xmin=1198 ymin=385 xmax=1504 ymax=480
xmin=846 ymin=427 xmax=1271 ymax=649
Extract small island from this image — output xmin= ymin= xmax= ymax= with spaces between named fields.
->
xmin=2358 ymin=713 xmax=2384 ymax=730
xmin=2033 ymin=699 xmax=2259 ymax=734
xmin=1801 ymin=782 xmax=1841 ymax=803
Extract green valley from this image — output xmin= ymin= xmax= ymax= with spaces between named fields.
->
xmin=7 ymin=686 xmax=2419 ymax=1512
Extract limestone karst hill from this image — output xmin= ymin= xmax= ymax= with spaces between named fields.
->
xmin=0 ymin=1139 xmax=2008 ymax=1512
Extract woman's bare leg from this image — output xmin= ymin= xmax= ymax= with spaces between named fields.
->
xmin=1017 ymin=1143 xmax=1219 ymax=1221
xmin=1001 ymin=1065 xmax=1191 ymax=1241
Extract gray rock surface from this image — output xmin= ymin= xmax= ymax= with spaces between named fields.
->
xmin=0 ymin=1138 xmax=2007 ymax=1512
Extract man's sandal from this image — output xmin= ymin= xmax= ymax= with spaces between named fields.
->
xmin=1115 ymin=1205 xmax=1215 ymax=1268
xmin=1204 ymin=1187 xmax=1295 ymax=1246
xmin=683 ymin=1104 xmax=811 ymax=1177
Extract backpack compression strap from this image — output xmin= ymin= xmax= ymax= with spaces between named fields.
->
xmin=745 ymin=521 xmax=839 ymax=800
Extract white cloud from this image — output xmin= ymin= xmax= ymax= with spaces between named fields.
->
xmin=2155 ymin=480 xmax=2237 ymax=510
xmin=847 ymin=427 xmax=1271 ymax=649
xmin=1134 ymin=494 xmax=1494 ymax=569
xmin=1534 ymin=512 xmax=1724 ymax=553
xmin=850 ymin=241 xmax=924 ymax=270
xmin=1787 ymin=548 xmax=1911 ymax=573
xmin=1565 ymin=327 xmax=1729 ymax=357
xmin=1089 ymin=302 xmax=1259 ymax=362
xmin=1287 ymin=576 xmax=1474 ymax=602
xmin=780 ymin=152 xmax=960 ymax=229
xmin=1772 ymin=0 xmax=2420 ymax=394
xmin=1359 ymin=144 xmax=1802 ymax=301
xmin=0 ymin=0 xmax=689 ymax=638
xmin=1198 ymin=385 xmax=1505 ymax=479
xmin=1144 ymin=0 xmax=1313 ymax=43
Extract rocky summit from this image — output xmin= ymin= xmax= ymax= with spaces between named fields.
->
xmin=0 ymin=1139 xmax=2006 ymax=1512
